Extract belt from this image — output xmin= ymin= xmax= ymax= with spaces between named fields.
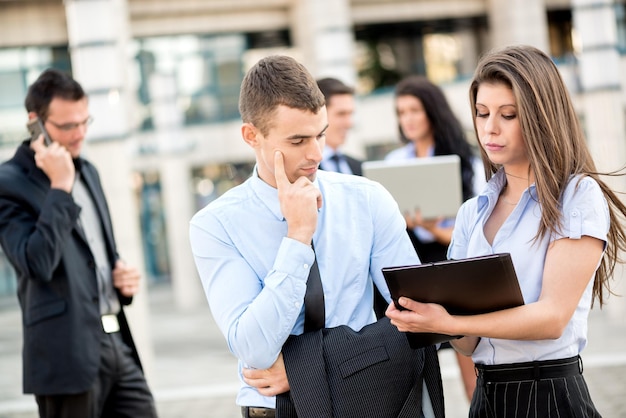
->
xmin=475 ymin=355 xmax=582 ymax=383
xmin=101 ymin=314 xmax=120 ymax=333
xmin=241 ymin=406 xmax=276 ymax=418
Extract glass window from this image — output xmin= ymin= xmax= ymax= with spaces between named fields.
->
xmin=617 ymin=2 xmax=626 ymax=54
xmin=423 ymin=33 xmax=462 ymax=85
xmin=192 ymin=162 xmax=255 ymax=211
xmin=354 ymin=17 xmax=486 ymax=94
xmin=133 ymin=172 xmax=171 ymax=284
xmin=0 ymin=46 xmax=71 ymax=146
xmin=133 ymin=33 xmax=246 ymax=131
xmin=547 ymin=9 xmax=574 ymax=60
xmin=0 ymin=71 xmax=26 ymax=108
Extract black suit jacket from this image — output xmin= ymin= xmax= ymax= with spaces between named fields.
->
xmin=276 ymin=318 xmax=445 ymax=418
xmin=320 ymin=153 xmax=363 ymax=176
xmin=0 ymin=141 xmax=140 ymax=395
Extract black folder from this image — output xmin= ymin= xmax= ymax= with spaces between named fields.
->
xmin=382 ymin=253 xmax=524 ymax=348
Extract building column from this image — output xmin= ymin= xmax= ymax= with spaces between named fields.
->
xmin=148 ymin=72 xmax=204 ymax=310
xmin=572 ymin=0 xmax=625 ymax=164
xmin=486 ymin=0 xmax=550 ymax=51
xmin=455 ymin=24 xmax=480 ymax=79
xmin=159 ymin=156 xmax=204 ymax=310
xmin=63 ymin=0 xmax=155 ymax=378
xmin=572 ymin=0 xmax=626 ymax=319
xmin=290 ymin=0 xmax=357 ymax=85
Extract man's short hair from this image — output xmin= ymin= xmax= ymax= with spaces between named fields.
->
xmin=316 ymin=77 xmax=354 ymax=105
xmin=24 ymin=68 xmax=85 ymax=121
xmin=239 ymin=55 xmax=325 ymax=136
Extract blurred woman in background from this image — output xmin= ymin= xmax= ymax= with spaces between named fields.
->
xmin=385 ymin=75 xmax=481 ymax=401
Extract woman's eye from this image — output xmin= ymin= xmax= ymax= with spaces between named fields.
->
xmin=503 ymin=114 xmax=516 ymax=120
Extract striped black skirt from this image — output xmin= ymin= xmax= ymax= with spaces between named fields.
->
xmin=470 ymin=356 xmax=601 ymax=418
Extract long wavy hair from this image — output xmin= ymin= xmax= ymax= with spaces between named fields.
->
xmin=469 ymin=45 xmax=626 ymax=306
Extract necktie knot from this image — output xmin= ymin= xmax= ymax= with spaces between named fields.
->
xmin=330 ymin=154 xmax=343 ymax=173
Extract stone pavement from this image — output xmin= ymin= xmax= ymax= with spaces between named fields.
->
xmin=1 ymin=283 xmax=625 ymax=418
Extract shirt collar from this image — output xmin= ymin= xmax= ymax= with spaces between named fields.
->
xmin=249 ymin=165 xmax=321 ymax=221
xmin=476 ymin=168 xmax=538 ymax=212
xmin=402 ymin=142 xmax=434 ymax=158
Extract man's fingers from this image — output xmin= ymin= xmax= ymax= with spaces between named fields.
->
xmin=274 ymin=150 xmax=290 ymax=188
xmin=30 ymin=134 xmax=45 ymax=152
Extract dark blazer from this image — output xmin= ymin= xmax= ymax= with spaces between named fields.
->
xmin=319 ymin=154 xmax=363 ymax=176
xmin=276 ymin=318 xmax=445 ymax=418
xmin=0 ymin=141 xmax=140 ymax=395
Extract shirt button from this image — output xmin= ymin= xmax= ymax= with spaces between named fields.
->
xmin=572 ymin=211 xmax=578 ymax=217
xmin=303 ymin=264 xmax=309 ymax=269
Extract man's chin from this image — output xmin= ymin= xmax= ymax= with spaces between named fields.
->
xmin=67 ymin=143 xmax=83 ymax=158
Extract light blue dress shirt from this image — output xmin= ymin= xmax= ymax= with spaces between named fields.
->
xmin=385 ymin=142 xmax=418 ymax=161
xmin=449 ymin=169 xmax=610 ymax=365
xmin=189 ymin=168 xmax=420 ymax=408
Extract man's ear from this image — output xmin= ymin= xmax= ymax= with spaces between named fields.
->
xmin=242 ymin=123 xmax=260 ymax=148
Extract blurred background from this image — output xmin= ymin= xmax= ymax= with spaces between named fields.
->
xmin=0 ymin=0 xmax=625 ymax=416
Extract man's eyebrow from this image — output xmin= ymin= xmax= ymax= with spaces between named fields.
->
xmin=286 ymin=133 xmax=310 ymax=140
xmin=286 ymin=124 xmax=329 ymax=140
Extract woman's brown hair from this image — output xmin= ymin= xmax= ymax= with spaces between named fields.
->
xmin=469 ymin=45 xmax=626 ymax=306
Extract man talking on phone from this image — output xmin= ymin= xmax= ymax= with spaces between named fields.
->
xmin=0 ymin=69 xmax=157 ymax=418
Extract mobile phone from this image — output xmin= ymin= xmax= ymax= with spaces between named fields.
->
xmin=27 ymin=117 xmax=52 ymax=146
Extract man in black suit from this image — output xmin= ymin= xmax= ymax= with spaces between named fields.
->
xmin=0 ymin=69 xmax=157 ymax=418
xmin=316 ymin=77 xmax=363 ymax=176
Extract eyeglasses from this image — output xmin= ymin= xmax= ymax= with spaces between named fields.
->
xmin=45 ymin=116 xmax=94 ymax=132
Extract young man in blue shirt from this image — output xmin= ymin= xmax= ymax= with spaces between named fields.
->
xmin=189 ymin=55 xmax=443 ymax=418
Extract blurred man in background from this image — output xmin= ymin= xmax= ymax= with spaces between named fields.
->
xmin=317 ymin=77 xmax=363 ymax=176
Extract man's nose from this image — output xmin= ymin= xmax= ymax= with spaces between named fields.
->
xmin=308 ymin=139 xmax=323 ymax=162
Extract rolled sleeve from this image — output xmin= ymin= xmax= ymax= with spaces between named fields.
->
xmin=556 ymin=176 xmax=609 ymax=244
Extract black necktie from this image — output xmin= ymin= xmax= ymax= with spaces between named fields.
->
xmin=330 ymin=154 xmax=342 ymax=173
xmin=304 ymin=243 xmax=325 ymax=332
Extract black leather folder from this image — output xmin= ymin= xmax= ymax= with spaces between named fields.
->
xmin=382 ymin=253 xmax=524 ymax=348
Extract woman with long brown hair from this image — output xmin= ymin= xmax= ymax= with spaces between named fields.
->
xmin=387 ymin=45 xmax=626 ymax=416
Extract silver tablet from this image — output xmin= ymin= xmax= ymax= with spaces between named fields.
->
xmin=362 ymin=155 xmax=462 ymax=219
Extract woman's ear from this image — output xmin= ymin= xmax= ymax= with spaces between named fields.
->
xmin=242 ymin=123 xmax=260 ymax=148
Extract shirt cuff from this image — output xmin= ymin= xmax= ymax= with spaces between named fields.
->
xmin=273 ymin=237 xmax=315 ymax=281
